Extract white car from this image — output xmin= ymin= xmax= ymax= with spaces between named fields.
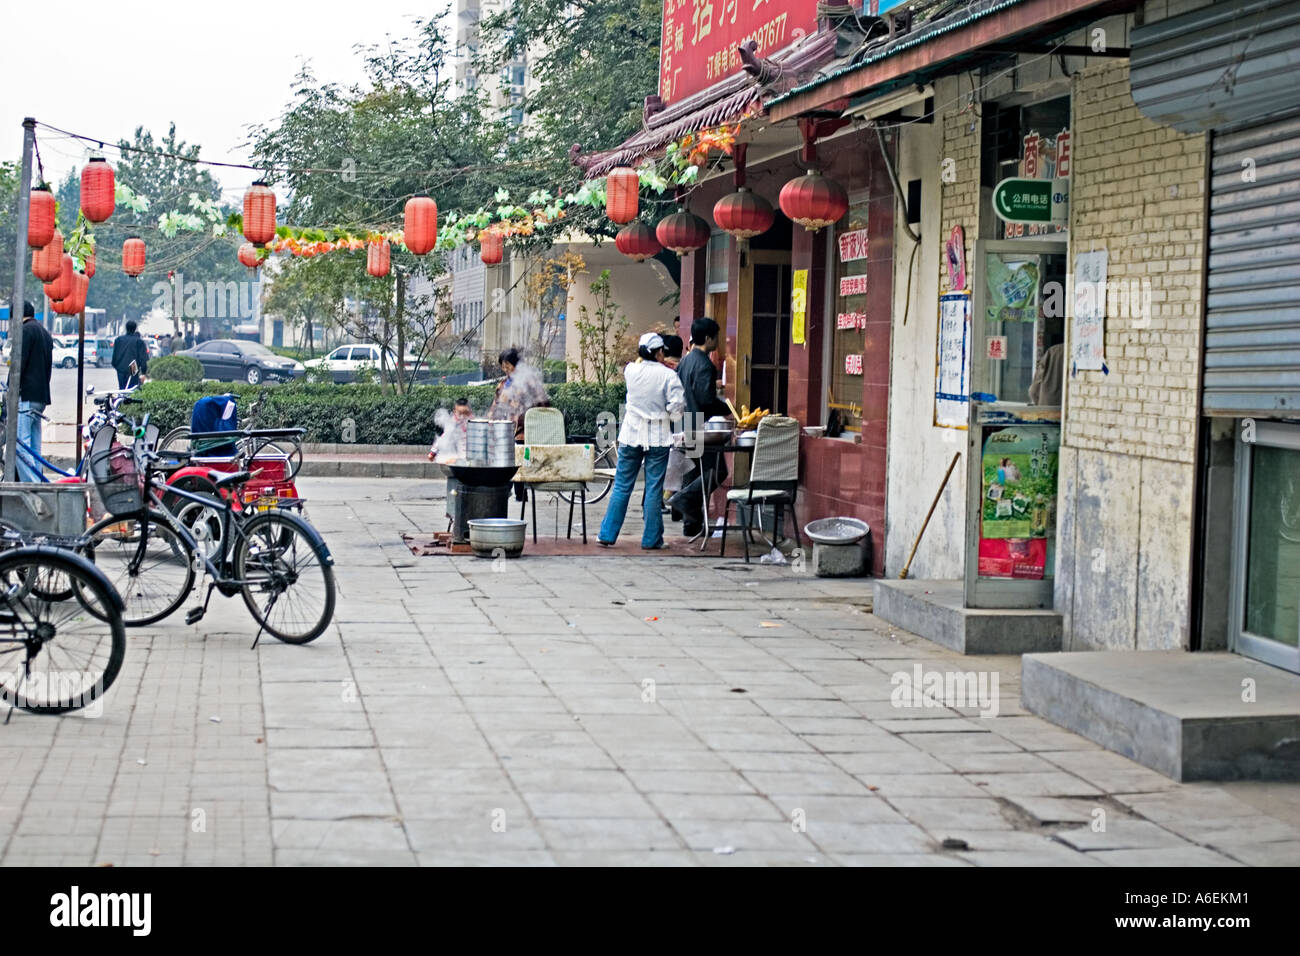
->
xmin=303 ymin=344 xmax=425 ymax=383
xmin=53 ymin=335 xmax=99 ymax=367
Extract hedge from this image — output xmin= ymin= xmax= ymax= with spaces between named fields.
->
xmin=136 ymin=380 xmax=628 ymax=445
xmin=147 ymin=355 xmax=204 ymax=383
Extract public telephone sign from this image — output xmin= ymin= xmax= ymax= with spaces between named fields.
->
xmin=993 ymin=178 xmax=1069 ymax=225
xmin=658 ymin=0 xmax=819 ymax=105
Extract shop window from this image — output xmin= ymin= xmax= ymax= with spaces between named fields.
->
xmin=829 ymin=200 xmax=870 ymax=433
xmin=982 ymin=95 xmax=1070 ymax=241
xmin=706 ymin=233 xmax=729 ymax=293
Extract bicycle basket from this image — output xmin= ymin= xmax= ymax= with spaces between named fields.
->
xmin=88 ymin=426 xmax=142 ymax=516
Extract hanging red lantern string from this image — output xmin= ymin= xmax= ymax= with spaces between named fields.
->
xmin=713 ymin=187 xmax=775 ymax=241
xmin=479 ymin=230 xmax=503 ymax=265
xmin=84 ymin=249 xmax=96 ymax=279
xmin=242 ymin=181 xmax=277 ymax=246
xmin=615 ymin=222 xmax=662 ymax=262
xmin=779 ymin=169 xmax=849 ymax=232
xmin=656 ymin=210 xmax=710 ymax=256
xmin=122 ymin=237 xmax=146 ymax=277
xmin=54 ymin=272 xmax=89 ymax=316
xmin=32 ymin=230 xmax=63 ymax=282
xmin=237 ymin=242 xmax=261 ymax=270
xmin=28 ymin=185 xmax=56 ymax=249
xmin=45 ymin=254 xmax=74 ymax=302
xmin=80 ymin=157 xmax=116 ymax=223
xmin=367 ymin=239 xmax=391 ymax=277
xmin=404 ymin=196 xmax=438 ymax=255
xmin=605 ymin=167 xmax=640 ymax=224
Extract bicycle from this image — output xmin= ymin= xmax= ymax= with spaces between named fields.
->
xmin=158 ymin=392 xmax=303 ymax=479
xmin=0 ymin=544 xmax=126 ymax=714
xmin=79 ymin=423 xmax=335 ymax=644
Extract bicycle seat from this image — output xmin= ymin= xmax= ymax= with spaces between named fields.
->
xmin=211 ymin=470 xmax=252 ymax=489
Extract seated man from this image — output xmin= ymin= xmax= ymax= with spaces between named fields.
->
xmin=668 ymin=318 xmax=729 ymax=537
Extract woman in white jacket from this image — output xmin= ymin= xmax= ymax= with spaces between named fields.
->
xmin=598 ymin=332 xmax=687 ymax=549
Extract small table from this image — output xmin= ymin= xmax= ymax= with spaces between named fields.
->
xmin=688 ymin=442 xmax=755 ymax=552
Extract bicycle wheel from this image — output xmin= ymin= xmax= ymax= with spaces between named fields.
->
xmin=158 ymin=426 xmax=192 ymax=455
xmin=235 ymin=510 xmax=335 ymax=644
xmin=81 ymin=511 xmax=196 ymax=627
xmin=0 ymin=546 xmax=126 ymax=714
xmin=561 ymin=441 xmax=618 ymax=505
xmin=257 ymin=440 xmax=304 ymax=481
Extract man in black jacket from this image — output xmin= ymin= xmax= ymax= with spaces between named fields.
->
xmin=16 ymin=302 xmax=53 ymax=482
xmin=668 ymin=317 xmax=729 ymax=537
xmin=111 ymin=320 xmax=149 ymax=390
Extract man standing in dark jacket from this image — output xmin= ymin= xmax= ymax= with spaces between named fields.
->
xmin=111 ymin=320 xmax=149 ymax=390
xmin=16 ymin=302 xmax=53 ymax=482
xmin=669 ymin=317 xmax=729 ymax=537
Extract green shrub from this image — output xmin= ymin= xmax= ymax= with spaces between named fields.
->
xmin=135 ymin=380 xmax=627 ymax=444
xmin=147 ymin=355 xmax=204 ymax=383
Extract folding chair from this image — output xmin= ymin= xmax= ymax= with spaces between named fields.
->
xmin=518 ymin=407 xmax=589 ymax=543
xmin=720 ymin=415 xmax=803 ymax=562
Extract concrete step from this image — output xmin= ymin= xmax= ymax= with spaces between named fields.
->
xmin=1022 ymin=650 xmax=1300 ymax=781
xmin=873 ymin=578 xmax=1062 ymax=654
xmin=299 ymin=456 xmax=443 ymax=479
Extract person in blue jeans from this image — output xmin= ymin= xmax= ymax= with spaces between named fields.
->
xmin=599 ymin=332 xmax=687 ymax=550
xmin=15 ymin=302 xmax=53 ymax=483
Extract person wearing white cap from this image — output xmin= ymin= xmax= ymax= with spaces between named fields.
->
xmin=598 ymin=332 xmax=687 ymax=549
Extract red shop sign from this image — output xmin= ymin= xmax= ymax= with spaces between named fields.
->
xmin=659 ymin=0 xmax=818 ymax=105
xmin=844 ymin=354 xmax=864 ymax=375
xmin=840 ymin=275 xmax=868 ymax=297
xmin=838 ymin=228 xmax=868 ymax=263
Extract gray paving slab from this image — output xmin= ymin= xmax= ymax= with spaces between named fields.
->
xmin=0 ymin=477 xmax=1294 ymax=867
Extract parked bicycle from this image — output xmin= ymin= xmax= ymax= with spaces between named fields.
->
xmin=79 ymin=423 xmax=335 ymax=643
xmin=158 ymin=391 xmax=303 ymax=479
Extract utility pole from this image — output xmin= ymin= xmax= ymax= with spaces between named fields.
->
xmin=75 ymin=308 xmax=85 ymax=472
xmin=5 ymin=119 xmax=35 ymax=482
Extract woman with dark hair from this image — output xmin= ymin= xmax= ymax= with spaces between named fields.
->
xmin=489 ymin=347 xmax=550 ymax=502
xmin=598 ymin=333 xmax=686 ymax=549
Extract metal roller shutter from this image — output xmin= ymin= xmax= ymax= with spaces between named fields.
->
xmin=1203 ymin=111 xmax=1300 ymax=415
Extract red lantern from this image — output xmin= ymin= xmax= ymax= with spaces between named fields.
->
xmin=122 ymin=237 xmax=146 ymax=277
xmin=605 ymin=167 xmax=640 ymax=224
xmin=28 ymin=185 xmax=56 ymax=248
xmin=655 ymin=210 xmax=710 ymax=256
xmin=779 ymin=169 xmax=849 ymax=232
xmin=237 ymin=242 xmax=261 ymax=270
xmin=479 ymin=231 xmax=503 ymax=265
xmin=713 ymin=188 xmax=775 ymax=241
xmin=32 ymin=230 xmax=63 ymax=282
xmin=615 ymin=222 xmax=662 ymax=262
xmin=404 ymin=196 xmax=438 ymax=255
xmin=54 ymin=272 xmax=88 ymax=316
xmin=367 ymin=240 xmax=391 ymax=277
xmin=84 ymin=249 xmax=96 ymax=278
xmin=80 ymin=157 xmax=115 ymax=223
xmin=45 ymin=255 xmax=74 ymax=302
xmin=242 ymin=181 xmax=277 ymax=246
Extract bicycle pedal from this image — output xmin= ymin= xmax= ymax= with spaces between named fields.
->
xmin=184 ymin=606 xmax=206 ymax=625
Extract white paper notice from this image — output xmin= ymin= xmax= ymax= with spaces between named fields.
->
xmin=1072 ymin=250 xmax=1107 ymax=371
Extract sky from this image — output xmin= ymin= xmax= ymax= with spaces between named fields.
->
xmin=1 ymin=1 xmax=447 ymax=202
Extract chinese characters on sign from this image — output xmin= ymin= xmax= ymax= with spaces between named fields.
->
xmin=837 ymin=229 xmax=869 ymax=263
xmin=839 ymin=275 xmax=869 ymax=297
xmin=791 ymin=268 xmax=808 ymax=345
xmin=1072 ymin=249 xmax=1107 ymax=371
xmin=934 ymin=292 xmax=971 ymax=428
xmin=1002 ymin=128 xmax=1070 ymax=239
xmin=836 ymin=312 xmax=867 ymax=330
xmin=659 ymin=0 xmax=818 ymax=105
xmin=987 ymin=336 xmax=1008 ymax=360
xmin=844 ymin=354 xmax=863 ymax=375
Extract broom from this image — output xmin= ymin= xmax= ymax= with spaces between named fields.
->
xmin=899 ymin=451 xmax=961 ymax=580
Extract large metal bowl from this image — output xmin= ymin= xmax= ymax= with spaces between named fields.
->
xmin=468 ymin=517 xmax=527 ymax=557
xmin=804 ymin=517 xmax=870 ymax=546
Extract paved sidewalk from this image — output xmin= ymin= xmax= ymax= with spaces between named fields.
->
xmin=0 ymin=478 xmax=1296 ymax=866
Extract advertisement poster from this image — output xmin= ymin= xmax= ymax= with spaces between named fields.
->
xmin=978 ymin=425 xmax=1059 ymax=579
xmin=1072 ymin=249 xmax=1107 ymax=370
xmin=934 ymin=292 xmax=971 ymax=428
xmin=985 ymin=255 xmax=1040 ymax=324
xmin=791 ymin=268 xmax=808 ymax=345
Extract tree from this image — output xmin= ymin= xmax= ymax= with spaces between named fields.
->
xmin=249 ymin=16 xmax=522 ymax=388
xmin=571 ymin=269 xmax=631 ymax=388
xmin=476 ymin=0 xmax=663 ymax=244
xmin=0 ymin=162 xmax=18 ymax=305
xmin=521 ymin=249 xmax=585 ymax=362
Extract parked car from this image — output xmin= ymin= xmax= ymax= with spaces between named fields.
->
xmin=53 ymin=335 xmax=101 ymax=367
xmin=175 ymin=339 xmax=305 ymax=384
xmin=303 ymin=344 xmax=426 ymax=384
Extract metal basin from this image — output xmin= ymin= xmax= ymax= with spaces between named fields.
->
xmin=468 ymin=517 xmax=526 ymax=557
xmin=804 ymin=516 xmax=870 ymax=546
